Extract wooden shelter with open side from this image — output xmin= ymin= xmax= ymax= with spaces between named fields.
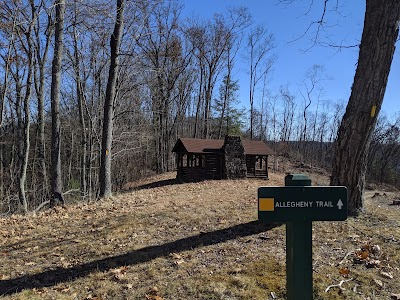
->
xmin=172 ymin=136 xmax=274 ymax=181
xmin=242 ymin=140 xmax=274 ymax=178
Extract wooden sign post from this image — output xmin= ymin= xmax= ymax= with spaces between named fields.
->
xmin=258 ymin=174 xmax=348 ymax=300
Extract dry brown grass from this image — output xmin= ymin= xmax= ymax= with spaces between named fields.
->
xmin=0 ymin=168 xmax=399 ymax=299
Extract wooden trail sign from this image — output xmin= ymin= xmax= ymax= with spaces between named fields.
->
xmin=258 ymin=174 xmax=348 ymax=300
xmin=258 ymin=186 xmax=347 ymax=222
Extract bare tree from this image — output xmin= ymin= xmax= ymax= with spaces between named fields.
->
xmin=187 ymin=7 xmax=250 ymax=139
xmin=19 ymin=1 xmax=36 ymax=213
xmin=367 ymin=114 xmax=400 ymax=185
xmin=298 ymin=64 xmax=325 ymax=159
xmin=134 ymin=0 xmax=192 ymax=173
xmin=0 ymin=1 xmax=18 ymax=207
xmin=247 ymin=25 xmax=274 ymax=139
xmin=50 ymin=0 xmax=66 ymax=206
xmin=99 ymin=0 xmax=125 ymax=198
xmin=68 ymin=0 xmax=89 ymax=199
xmin=283 ymin=0 xmax=399 ymax=214
xmin=331 ymin=0 xmax=400 ymax=215
xmin=216 ymin=27 xmax=241 ymax=139
xmin=33 ymin=0 xmax=53 ymax=203
xmin=258 ymin=71 xmax=269 ymax=141
xmin=0 ymin=8 xmax=17 ymax=130
xmin=279 ymin=86 xmax=296 ymax=142
xmin=2 ymin=0 xmax=37 ymax=212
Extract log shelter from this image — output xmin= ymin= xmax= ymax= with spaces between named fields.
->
xmin=172 ymin=136 xmax=274 ymax=181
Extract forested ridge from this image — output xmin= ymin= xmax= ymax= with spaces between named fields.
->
xmin=0 ymin=0 xmax=399 ymax=214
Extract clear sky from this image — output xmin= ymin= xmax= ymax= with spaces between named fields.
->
xmin=182 ymin=0 xmax=399 ymax=119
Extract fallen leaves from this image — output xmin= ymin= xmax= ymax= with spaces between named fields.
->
xmin=145 ymin=286 xmax=164 ymax=300
xmin=366 ymin=259 xmax=381 ymax=268
xmin=145 ymin=295 xmax=164 ymax=300
xmin=170 ymin=252 xmax=185 ymax=266
xmin=0 ymin=172 xmax=399 ymax=300
xmin=333 ymin=240 xmax=397 ymax=297
xmin=338 ymin=267 xmax=350 ymax=276
xmin=53 ymin=285 xmax=71 ymax=293
xmin=353 ymin=243 xmax=383 ymax=269
xmin=0 ymin=274 xmax=10 ymax=280
xmin=354 ymin=248 xmax=369 ymax=261
xmin=84 ymin=294 xmax=103 ymax=300
xmin=111 ymin=266 xmax=129 ymax=281
xmin=32 ymin=288 xmax=48 ymax=296
xmin=125 ymin=283 xmax=134 ymax=290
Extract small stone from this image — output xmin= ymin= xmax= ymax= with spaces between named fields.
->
xmin=373 ymin=278 xmax=383 ymax=288
xmin=371 ymin=244 xmax=381 ymax=256
xmin=170 ymin=253 xmax=182 ymax=260
xmin=174 ymin=259 xmax=185 ymax=265
xmin=391 ymin=293 xmax=400 ymax=300
xmin=366 ymin=259 xmax=381 ymax=268
xmin=380 ymin=271 xmax=394 ymax=279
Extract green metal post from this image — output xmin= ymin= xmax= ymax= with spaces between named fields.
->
xmin=285 ymin=174 xmax=313 ymax=300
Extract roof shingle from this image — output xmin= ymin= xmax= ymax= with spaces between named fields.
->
xmin=173 ymin=137 xmax=274 ymax=156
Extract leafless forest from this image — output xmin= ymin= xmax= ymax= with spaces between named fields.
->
xmin=0 ymin=0 xmax=399 ymax=213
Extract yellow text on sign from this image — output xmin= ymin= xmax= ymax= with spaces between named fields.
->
xmin=259 ymin=198 xmax=275 ymax=211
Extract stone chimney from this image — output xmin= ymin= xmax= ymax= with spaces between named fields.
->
xmin=222 ymin=136 xmax=247 ymax=179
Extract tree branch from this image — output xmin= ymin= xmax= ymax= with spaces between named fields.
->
xmin=325 ymin=278 xmax=354 ymax=292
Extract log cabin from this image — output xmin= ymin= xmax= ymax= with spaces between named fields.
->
xmin=172 ymin=136 xmax=274 ymax=181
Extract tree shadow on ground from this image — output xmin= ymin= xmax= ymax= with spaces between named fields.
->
xmin=0 ymin=221 xmax=280 ymax=296
xmin=123 ymin=178 xmax=182 ymax=191
xmin=123 ymin=177 xmax=209 ymax=192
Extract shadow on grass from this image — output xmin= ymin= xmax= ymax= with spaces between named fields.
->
xmin=124 ymin=178 xmax=182 ymax=191
xmin=0 ymin=221 xmax=280 ymax=296
xmin=123 ymin=177 xmax=213 ymax=193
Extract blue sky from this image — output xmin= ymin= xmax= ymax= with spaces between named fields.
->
xmin=182 ymin=0 xmax=399 ymax=119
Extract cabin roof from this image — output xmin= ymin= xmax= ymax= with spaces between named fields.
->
xmin=172 ymin=138 xmax=224 ymax=154
xmin=172 ymin=137 xmax=274 ymax=156
xmin=242 ymin=140 xmax=275 ymax=156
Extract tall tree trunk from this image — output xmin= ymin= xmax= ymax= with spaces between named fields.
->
xmin=218 ymin=76 xmax=229 ymax=140
xmin=99 ymin=0 xmax=125 ymax=198
xmin=19 ymin=19 xmax=35 ymax=213
xmin=50 ymin=0 xmax=66 ymax=206
xmin=331 ymin=0 xmax=400 ymax=216
xmin=193 ymin=65 xmax=204 ymax=139
xmin=19 ymin=83 xmax=32 ymax=213
xmin=203 ymin=76 xmax=213 ymax=139
xmin=37 ymin=60 xmax=48 ymax=200
xmin=0 ymin=14 xmax=17 ymax=130
xmin=249 ymin=60 xmax=254 ymax=140
xmin=0 ymin=142 xmax=3 ymax=203
xmin=14 ymin=76 xmax=27 ymax=212
xmin=34 ymin=8 xmax=52 ymax=202
xmin=72 ymin=3 xmax=88 ymax=198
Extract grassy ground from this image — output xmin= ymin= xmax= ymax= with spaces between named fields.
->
xmin=0 ymin=169 xmax=399 ymax=299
